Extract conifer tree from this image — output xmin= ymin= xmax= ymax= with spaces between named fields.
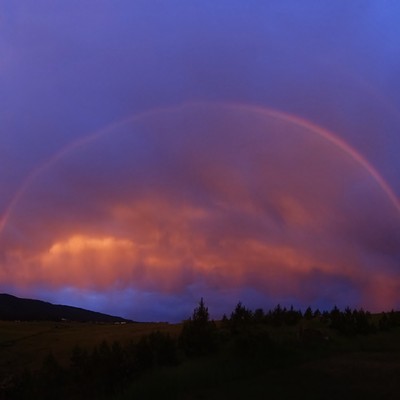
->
xmin=179 ymin=298 xmax=217 ymax=356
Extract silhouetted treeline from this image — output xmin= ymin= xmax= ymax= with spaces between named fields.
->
xmin=378 ymin=310 xmax=400 ymax=331
xmin=224 ymin=302 xmax=303 ymax=331
xmin=222 ymin=303 xmax=390 ymax=336
xmin=4 ymin=300 xmax=400 ymax=399
xmin=324 ymin=306 xmax=376 ymax=335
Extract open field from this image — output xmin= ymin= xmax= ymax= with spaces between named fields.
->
xmin=0 ymin=320 xmax=181 ymax=375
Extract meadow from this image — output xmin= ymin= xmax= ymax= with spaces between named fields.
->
xmin=0 ymin=320 xmax=180 ymax=377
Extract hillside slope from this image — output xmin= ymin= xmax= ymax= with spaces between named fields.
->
xmin=0 ymin=293 xmax=132 ymax=322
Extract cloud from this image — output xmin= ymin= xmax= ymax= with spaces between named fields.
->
xmin=1 ymin=103 xmax=399 ymax=319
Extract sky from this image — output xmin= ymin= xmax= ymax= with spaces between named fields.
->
xmin=1 ymin=1 xmax=400 ymax=322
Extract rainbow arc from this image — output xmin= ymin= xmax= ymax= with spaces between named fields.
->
xmin=1 ymin=101 xmax=399 ymax=238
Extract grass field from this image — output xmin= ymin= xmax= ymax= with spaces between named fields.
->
xmin=0 ymin=320 xmax=181 ymax=375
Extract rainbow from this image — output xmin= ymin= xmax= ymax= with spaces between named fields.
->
xmin=1 ymin=101 xmax=399 ymax=237
xmin=226 ymin=102 xmax=400 ymax=214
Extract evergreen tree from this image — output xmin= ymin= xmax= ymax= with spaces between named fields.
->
xmin=179 ymin=298 xmax=217 ymax=356
xmin=313 ymin=308 xmax=321 ymax=318
xmin=230 ymin=302 xmax=253 ymax=332
xmin=253 ymin=308 xmax=265 ymax=323
xmin=304 ymin=306 xmax=313 ymax=320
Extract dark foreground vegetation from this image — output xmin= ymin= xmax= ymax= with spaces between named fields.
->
xmin=2 ymin=300 xmax=400 ymax=399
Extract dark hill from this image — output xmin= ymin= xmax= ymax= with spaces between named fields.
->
xmin=0 ymin=293 xmax=133 ymax=322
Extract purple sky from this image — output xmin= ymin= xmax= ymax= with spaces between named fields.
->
xmin=1 ymin=1 xmax=400 ymax=321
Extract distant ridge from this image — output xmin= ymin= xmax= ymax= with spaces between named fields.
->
xmin=0 ymin=293 xmax=133 ymax=323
